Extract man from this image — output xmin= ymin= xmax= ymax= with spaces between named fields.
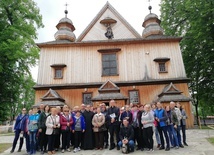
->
xmin=107 ymin=100 xmax=120 ymax=150
xmin=154 ymin=102 xmax=170 ymax=151
xmin=80 ymin=104 xmax=86 ymax=114
xmin=118 ymin=118 xmax=134 ymax=153
xmin=11 ymin=108 xmax=28 ymax=153
xmin=170 ymin=101 xmax=184 ymax=148
xmin=82 ymin=105 xmax=94 ymax=150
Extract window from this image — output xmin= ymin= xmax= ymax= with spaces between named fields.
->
xmin=102 ymin=53 xmax=118 ymax=76
xmin=83 ymin=93 xmax=92 ymax=105
xmin=129 ymin=90 xmax=140 ymax=104
xmin=54 ymin=68 xmax=63 ymax=78
xmin=153 ymin=57 xmax=170 ymax=73
xmin=50 ymin=64 xmax=66 ymax=79
xmin=159 ymin=63 xmax=166 ymax=72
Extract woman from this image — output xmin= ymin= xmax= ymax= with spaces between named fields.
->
xmin=60 ymin=107 xmax=73 ymax=153
xmin=177 ymin=102 xmax=188 ymax=146
xmin=38 ymin=105 xmax=50 ymax=154
xmin=28 ymin=107 xmax=40 ymax=155
xmin=72 ymin=110 xmax=85 ymax=153
xmin=165 ymin=105 xmax=179 ymax=149
xmin=141 ymin=104 xmax=154 ymax=152
xmin=46 ymin=108 xmax=60 ymax=155
xmin=131 ymin=105 xmax=140 ymax=149
xmin=92 ymin=107 xmax=106 ymax=150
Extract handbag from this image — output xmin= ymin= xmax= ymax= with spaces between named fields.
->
xmin=50 ymin=116 xmax=60 ymax=135
xmin=98 ymin=124 xmax=107 ymax=132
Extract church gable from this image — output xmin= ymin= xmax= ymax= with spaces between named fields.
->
xmin=77 ymin=2 xmax=141 ymax=42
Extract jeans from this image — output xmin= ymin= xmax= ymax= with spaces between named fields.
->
xmin=118 ymin=140 xmax=135 ymax=150
xmin=12 ymin=129 xmax=23 ymax=151
xmin=154 ymin=126 xmax=161 ymax=145
xmin=29 ymin=131 xmax=37 ymax=154
xmin=177 ymin=125 xmax=182 ymax=145
xmin=166 ymin=125 xmax=179 ymax=147
xmin=157 ymin=125 xmax=170 ymax=148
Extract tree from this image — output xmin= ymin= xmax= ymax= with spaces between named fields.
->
xmin=160 ymin=0 xmax=214 ymax=124
xmin=0 ymin=0 xmax=43 ymax=122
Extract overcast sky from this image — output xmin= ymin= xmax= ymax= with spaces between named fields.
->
xmin=32 ymin=0 xmax=161 ymax=81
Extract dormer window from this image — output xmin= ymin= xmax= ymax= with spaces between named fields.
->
xmin=153 ymin=57 xmax=170 ymax=73
xmin=50 ymin=64 xmax=66 ymax=79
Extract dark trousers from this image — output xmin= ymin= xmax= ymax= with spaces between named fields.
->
xmin=103 ymin=128 xmax=109 ymax=145
xmin=181 ymin=125 xmax=187 ymax=143
xmin=143 ymin=127 xmax=154 ymax=149
xmin=70 ymin=132 xmax=75 ymax=146
xmin=74 ymin=131 xmax=82 ymax=148
xmin=47 ymin=134 xmax=57 ymax=152
xmin=133 ymin=127 xmax=140 ymax=148
xmin=138 ymin=127 xmax=144 ymax=149
xmin=39 ymin=128 xmax=48 ymax=151
xmin=94 ymin=131 xmax=104 ymax=148
xmin=12 ymin=129 xmax=23 ymax=151
xmin=54 ymin=132 xmax=61 ymax=149
xmin=109 ymin=124 xmax=119 ymax=147
xmin=157 ymin=125 xmax=170 ymax=148
xmin=24 ymin=132 xmax=30 ymax=153
xmin=62 ymin=130 xmax=71 ymax=149
xmin=29 ymin=131 xmax=37 ymax=154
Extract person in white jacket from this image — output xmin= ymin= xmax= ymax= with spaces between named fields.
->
xmin=46 ymin=108 xmax=60 ymax=155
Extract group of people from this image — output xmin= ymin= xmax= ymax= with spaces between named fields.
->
xmin=11 ymin=99 xmax=188 ymax=154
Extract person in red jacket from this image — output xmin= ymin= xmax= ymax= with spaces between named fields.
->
xmin=60 ymin=107 xmax=73 ymax=153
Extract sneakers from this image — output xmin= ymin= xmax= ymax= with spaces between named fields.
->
xmin=73 ymin=148 xmax=78 ymax=153
xmin=61 ymin=149 xmax=65 ymax=153
xmin=67 ymin=148 xmax=71 ymax=152
xmin=73 ymin=147 xmax=80 ymax=153
xmin=150 ymin=149 xmax=154 ymax=152
xmin=175 ymin=146 xmax=179 ymax=149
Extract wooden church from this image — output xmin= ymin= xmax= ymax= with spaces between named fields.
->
xmin=34 ymin=2 xmax=194 ymax=127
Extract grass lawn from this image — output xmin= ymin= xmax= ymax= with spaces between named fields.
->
xmin=0 ymin=143 xmax=12 ymax=153
xmin=200 ymin=125 xmax=214 ymax=129
xmin=207 ymin=137 xmax=214 ymax=145
xmin=0 ymin=132 xmax=14 ymax=136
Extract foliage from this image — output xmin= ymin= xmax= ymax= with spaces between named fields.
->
xmin=0 ymin=0 xmax=43 ymax=121
xmin=160 ymin=0 xmax=214 ymax=117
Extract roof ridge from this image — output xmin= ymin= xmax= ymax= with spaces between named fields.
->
xmin=76 ymin=2 xmax=141 ymax=42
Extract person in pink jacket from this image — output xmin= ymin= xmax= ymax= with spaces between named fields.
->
xmin=60 ymin=107 xmax=73 ymax=153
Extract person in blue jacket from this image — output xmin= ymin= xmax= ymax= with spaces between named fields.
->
xmin=10 ymin=108 xmax=28 ymax=153
xmin=154 ymin=102 xmax=170 ymax=151
xmin=72 ymin=110 xmax=85 ymax=153
xmin=28 ymin=107 xmax=40 ymax=155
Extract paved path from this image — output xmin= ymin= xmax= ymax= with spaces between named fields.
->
xmin=1 ymin=129 xmax=214 ymax=155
